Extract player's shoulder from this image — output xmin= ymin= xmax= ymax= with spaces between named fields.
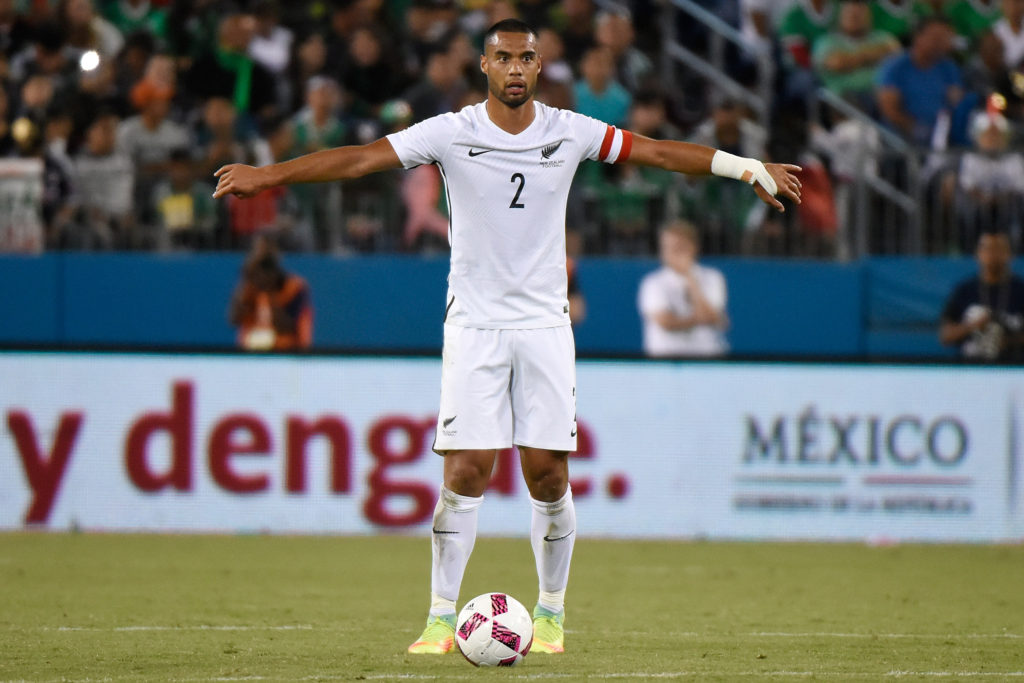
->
xmin=540 ymin=102 xmax=606 ymax=130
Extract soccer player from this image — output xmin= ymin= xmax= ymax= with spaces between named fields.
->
xmin=213 ymin=18 xmax=802 ymax=656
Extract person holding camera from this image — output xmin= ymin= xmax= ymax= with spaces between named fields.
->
xmin=940 ymin=230 xmax=1024 ymax=361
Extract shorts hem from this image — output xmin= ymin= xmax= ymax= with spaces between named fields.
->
xmin=513 ymin=440 xmax=578 ymax=452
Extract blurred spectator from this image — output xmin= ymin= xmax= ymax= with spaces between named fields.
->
xmin=550 ymin=0 xmax=595 ymax=67
xmin=61 ymin=0 xmax=124 ymax=60
xmin=403 ymin=46 xmax=465 ymax=123
xmin=401 ymin=0 xmax=459 ymax=76
xmin=290 ymin=75 xmax=345 ymax=251
xmin=118 ymin=56 xmax=190 ymax=219
xmin=324 ymin=0 xmax=363 ymax=75
xmin=41 ymin=107 xmax=80 ymax=248
xmin=229 ymin=235 xmax=313 ymax=350
xmin=287 ymin=30 xmax=327 ymax=113
xmin=739 ymin=0 xmax=774 ymax=54
xmin=963 ymin=30 xmax=1012 ymax=98
xmin=0 ymin=88 xmax=14 ymax=156
xmin=166 ymin=0 xmax=221 ymax=62
xmin=940 ymin=230 xmax=1024 ymax=360
xmin=638 ymin=220 xmax=729 ymax=357
xmin=876 ymin=17 xmax=963 ymax=147
xmin=593 ymin=8 xmax=653 ymax=93
xmin=101 ymin=0 xmax=169 ymax=47
xmin=151 ymin=147 xmax=216 ymax=249
xmin=779 ymin=0 xmax=837 ymax=70
xmin=947 ymin=0 xmax=1002 ymax=47
xmin=340 ymin=24 xmax=405 ymax=117
xmin=993 ymin=0 xmax=1024 ymax=69
xmin=574 ymin=45 xmax=630 ymax=127
xmin=17 ymin=73 xmax=55 ymax=121
xmin=954 ymin=109 xmax=1024 ymax=249
xmin=249 ymin=1 xmax=292 ymax=76
xmin=73 ymin=109 xmax=136 ymax=248
xmin=0 ymin=0 xmax=34 ymax=56
xmin=194 ymin=96 xmax=271 ymax=182
xmin=535 ymin=26 xmax=573 ymax=109
xmin=566 ymin=250 xmax=586 ymax=325
xmin=9 ymin=22 xmax=82 ymax=104
xmin=869 ymin=0 xmax=929 ymax=45
xmin=401 ymin=162 xmax=449 ymax=248
xmin=813 ymin=0 xmax=900 ymax=109
xmin=183 ymin=13 xmax=279 ymax=123
xmin=248 ymin=0 xmax=293 ymax=113
xmin=223 ymin=115 xmax=298 ymax=249
xmin=112 ymin=29 xmax=155 ymax=105
xmin=686 ymin=98 xmax=768 ymax=251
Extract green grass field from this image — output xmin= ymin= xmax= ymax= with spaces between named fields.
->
xmin=1 ymin=533 xmax=1022 ymax=682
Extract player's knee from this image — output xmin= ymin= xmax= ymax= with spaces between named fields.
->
xmin=525 ymin=466 xmax=568 ymax=502
xmin=444 ymin=455 xmax=493 ymax=496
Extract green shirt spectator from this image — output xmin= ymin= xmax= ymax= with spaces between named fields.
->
xmin=947 ymin=0 xmax=1002 ymax=44
xmin=779 ymin=0 xmax=838 ymax=68
xmin=870 ymin=0 xmax=931 ymax=44
xmin=101 ymin=0 xmax=168 ymax=45
xmin=814 ymin=0 xmax=900 ymax=102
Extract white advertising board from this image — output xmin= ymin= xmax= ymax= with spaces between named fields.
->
xmin=1 ymin=352 xmax=1020 ymax=541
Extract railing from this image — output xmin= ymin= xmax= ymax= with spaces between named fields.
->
xmin=811 ymin=88 xmax=925 ymax=259
xmin=660 ymin=0 xmax=774 ymax=131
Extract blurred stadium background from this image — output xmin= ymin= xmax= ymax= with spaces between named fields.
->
xmin=1 ymin=0 xmax=1023 ymax=678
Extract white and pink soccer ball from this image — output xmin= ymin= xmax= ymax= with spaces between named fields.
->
xmin=455 ymin=592 xmax=534 ymax=666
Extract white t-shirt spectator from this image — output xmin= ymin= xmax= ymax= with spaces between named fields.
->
xmin=638 ymin=264 xmax=729 ymax=357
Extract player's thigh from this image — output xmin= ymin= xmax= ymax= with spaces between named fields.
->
xmin=509 ymin=325 xmax=577 ymax=452
xmin=433 ymin=324 xmax=514 ymax=453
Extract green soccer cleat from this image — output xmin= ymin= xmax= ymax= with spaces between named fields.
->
xmin=531 ymin=604 xmax=565 ymax=654
xmin=407 ymin=614 xmax=456 ymax=654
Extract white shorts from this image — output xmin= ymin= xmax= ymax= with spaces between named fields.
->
xmin=433 ymin=324 xmax=578 ymax=453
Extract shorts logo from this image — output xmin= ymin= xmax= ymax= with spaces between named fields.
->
xmin=443 ymin=415 xmax=457 ymax=428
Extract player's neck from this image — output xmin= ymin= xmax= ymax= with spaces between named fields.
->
xmin=485 ymin=97 xmax=536 ymax=135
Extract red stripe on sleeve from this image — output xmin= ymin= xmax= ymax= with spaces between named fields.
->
xmin=617 ymin=130 xmax=633 ymax=163
xmin=598 ymin=125 xmax=615 ymax=161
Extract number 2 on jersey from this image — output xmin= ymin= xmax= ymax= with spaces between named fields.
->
xmin=509 ymin=173 xmax=525 ymax=209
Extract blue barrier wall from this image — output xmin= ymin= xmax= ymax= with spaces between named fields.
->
xmin=0 ymin=253 xmax=995 ymax=357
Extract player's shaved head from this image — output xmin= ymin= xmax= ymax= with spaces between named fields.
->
xmin=482 ymin=18 xmax=538 ymax=50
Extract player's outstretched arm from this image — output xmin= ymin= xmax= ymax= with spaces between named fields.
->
xmin=627 ymin=134 xmax=802 ymax=213
xmin=213 ymin=137 xmax=404 ymax=199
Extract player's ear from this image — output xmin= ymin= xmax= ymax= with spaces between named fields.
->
xmin=480 ymin=54 xmax=487 ymax=74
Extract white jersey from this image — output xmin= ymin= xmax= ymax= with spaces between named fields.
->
xmin=387 ymin=101 xmax=631 ymax=329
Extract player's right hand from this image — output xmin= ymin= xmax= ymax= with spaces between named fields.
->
xmin=213 ymin=164 xmax=266 ymax=199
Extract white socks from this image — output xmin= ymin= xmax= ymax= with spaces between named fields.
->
xmin=426 ymin=484 xmax=577 ymax=618
xmin=429 ymin=485 xmax=483 ymax=617
xmin=530 ymin=485 xmax=576 ymax=614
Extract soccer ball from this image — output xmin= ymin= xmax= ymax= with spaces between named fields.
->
xmin=455 ymin=592 xmax=534 ymax=667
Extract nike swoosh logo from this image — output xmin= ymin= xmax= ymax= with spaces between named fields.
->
xmin=570 ymin=429 xmax=577 ymax=437
xmin=432 ymin=528 xmax=459 ymax=535
xmin=443 ymin=416 xmax=457 ymax=427
xmin=543 ymin=530 xmax=575 ymax=543
xmin=468 ymin=149 xmax=492 ymax=157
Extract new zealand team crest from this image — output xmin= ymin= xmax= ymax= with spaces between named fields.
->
xmin=540 ymin=140 xmax=565 ymax=168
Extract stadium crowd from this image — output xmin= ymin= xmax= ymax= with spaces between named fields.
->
xmin=0 ymin=0 xmax=1022 ymax=257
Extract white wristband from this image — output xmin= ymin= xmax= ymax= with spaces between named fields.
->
xmin=711 ymin=150 xmax=777 ymax=196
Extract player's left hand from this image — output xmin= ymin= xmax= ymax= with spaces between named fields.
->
xmin=754 ymin=163 xmax=802 ymax=213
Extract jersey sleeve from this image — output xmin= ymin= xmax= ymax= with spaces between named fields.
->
xmin=385 ymin=113 xmax=457 ymax=169
xmin=573 ymin=111 xmax=634 ymax=164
